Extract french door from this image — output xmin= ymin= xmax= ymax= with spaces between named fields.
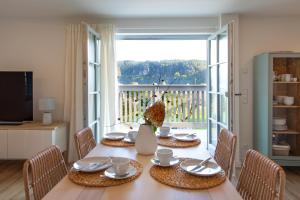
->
xmin=83 ymin=25 xmax=101 ymax=142
xmin=207 ymin=24 xmax=234 ymax=152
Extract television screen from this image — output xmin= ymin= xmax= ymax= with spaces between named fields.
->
xmin=0 ymin=71 xmax=33 ymax=123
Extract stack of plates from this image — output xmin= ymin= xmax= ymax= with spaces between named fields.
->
xmin=272 ymin=117 xmax=288 ymax=131
xmin=73 ymin=157 xmax=112 ymax=172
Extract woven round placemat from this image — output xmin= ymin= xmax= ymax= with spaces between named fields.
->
xmin=101 ymin=139 xmax=134 ymax=147
xmin=150 ymin=158 xmax=226 ymax=190
xmin=68 ymin=159 xmax=143 ymax=187
xmin=157 ymin=137 xmax=201 ymax=148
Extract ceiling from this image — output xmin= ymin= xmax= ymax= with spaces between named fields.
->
xmin=1 ymin=0 xmax=300 ymax=19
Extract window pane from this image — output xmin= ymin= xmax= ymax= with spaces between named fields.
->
xmin=209 ymin=38 xmax=217 ymax=65
xmin=88 ymin=94 xmax=96 ymax=124
xmin=209 ymin=66 xmax=217 ymax=92
xmin=97 ymin=93 xmax=100 ymax=119
xmin=218 ymin=32 xmax=228 ymax=63
xmin=219 ymin=63 xmax=228 ymax=93
xmin=209 ymin=120 xmax=217 ymax=146
xmin=88 ymin=34 xmax=95 ymax=63
xmin=88 ymin=65 xmax=96 ymax=92
xmin=116 ymin=40 xmax=207 ymax=85
xmin=219 ymin=94 xmax=228 ymax=125
xmin=209 ymin=93 xmax=217 ymax=120
xmin=96 ymin=66 xmax=100 ymax=91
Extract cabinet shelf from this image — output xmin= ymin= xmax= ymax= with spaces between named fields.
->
xmin=273 ymin=81 xmax=300 ymax=84
xmin=273 ymin=105 xmax=300 ymax=108
xmin=273 ymin=130 xmax=300 ymax=135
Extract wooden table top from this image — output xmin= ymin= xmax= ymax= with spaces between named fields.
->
xmin=43 ymin=143 xmax=242 ymax=200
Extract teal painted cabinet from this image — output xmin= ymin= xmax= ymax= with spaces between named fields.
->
xmin=253 ymin=52 xmax=300 ymax=166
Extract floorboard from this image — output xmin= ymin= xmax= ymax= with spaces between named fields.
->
xmin=0 ymin=161 xmax=299 ymax=200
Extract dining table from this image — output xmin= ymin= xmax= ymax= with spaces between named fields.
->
xmin=43 ymin=141 xmax=242 ymax=200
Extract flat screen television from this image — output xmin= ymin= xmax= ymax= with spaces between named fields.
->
xmin=0 ymin=71 xmax=33 ymax=124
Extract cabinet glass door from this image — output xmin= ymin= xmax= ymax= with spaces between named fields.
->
xmin=207 ymin=25 xmax=232 ymax=152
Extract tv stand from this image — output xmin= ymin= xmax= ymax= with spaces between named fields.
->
xmin=0 ymin=121 xmax=23 ymax=125
xmin=0 ymin=122 xmax=67 ymax=160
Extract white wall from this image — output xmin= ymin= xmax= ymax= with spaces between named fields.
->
xmin=239 ymin=16 xmax=300 ymax=158
xmin=0 ymin=19 xmax=66 ymax=121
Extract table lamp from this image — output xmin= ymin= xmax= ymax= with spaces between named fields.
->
xmin=39 ymin=98 xmax=55 ymax=125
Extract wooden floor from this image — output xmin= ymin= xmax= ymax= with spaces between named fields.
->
xmin=0 ymin=160 xmax=300 ymax=200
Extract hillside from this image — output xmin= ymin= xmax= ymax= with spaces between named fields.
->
xmin=118 ymin=60 xmax=207 ymax=85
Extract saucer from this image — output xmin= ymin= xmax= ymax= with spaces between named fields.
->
xmin=180 ymin=158 xmax=222 ymax=176
xmin=156 ymin=132 xmax=173 ymax=138
xmin=151 ymin=157 xmax=180 ymax=167
xmin=123 ymin=137 xmax=135 ymax=143
xmin=173 ymin=133 xmax=198 ymax=142
xmin=104 ymin=132 xmax=126 ymax=140
xmin=104 ymin=165 xmax=136 ymax=179
xmin=73 ymin=157 xmax=112 ymax=172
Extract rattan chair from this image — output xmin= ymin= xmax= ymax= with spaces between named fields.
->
xmin=74 ymin=127 xmax=96 ymax=159
xmin=214 ymin=128 xmax=237 ymax=180
xmin=23 ymin=145 xmax=68 ymax=200
xmin=237 ymin=149 xmax=286 ymax=200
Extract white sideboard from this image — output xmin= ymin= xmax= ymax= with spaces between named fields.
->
xmin=0 ymin=122 xmax=67 ymax=159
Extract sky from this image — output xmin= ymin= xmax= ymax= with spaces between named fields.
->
xmin=116 ymin=40 xmax=207 ymax=61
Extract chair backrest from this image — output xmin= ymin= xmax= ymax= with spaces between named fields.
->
xmin=74 ymin=127 xmax=96 ymax=159
xmin=214 ymin=128 xmax=237 ymax=180
xmin=23 ymin=145 xmax=67 ymax=200
xmin=237 ymin=149 xmax=286 ymax=200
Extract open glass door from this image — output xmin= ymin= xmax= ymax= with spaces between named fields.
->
xmin=83 ymin=25 xmax=101 ymax=142
xmin=207 ymin=24 xmax=234 ymax=152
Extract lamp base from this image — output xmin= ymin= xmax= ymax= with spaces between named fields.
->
xmin=42 ymin=113 xmax=52 ymax=125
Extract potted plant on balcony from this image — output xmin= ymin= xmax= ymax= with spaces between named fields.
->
xmin=135 ymin=100 xmax=165 ymax=155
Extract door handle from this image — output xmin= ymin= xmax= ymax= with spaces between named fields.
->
xmin=234 ymin=93 xmax=242 ymax=96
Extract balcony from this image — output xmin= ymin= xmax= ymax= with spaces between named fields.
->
xmin=118 ymin=84 xmax=207 ymax=129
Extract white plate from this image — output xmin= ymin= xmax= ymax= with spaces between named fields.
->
xmin=73 ymin=157 xmax=112 ymax=172
xmin=151 ymin=157 xmax=179 ymax=167
xmin=123 ymin=137 xmax=135 ymax=143
xmin=180 ymin=159 xmax=222 ymax=176
xmin=104 ymin=132 xmax=126 ymax=140
xmin=173 ymin=133 xmax=198 ymax=142
xmin=104 ymin=165 xmax=137 ymax=179
xmin=156 ymin=132 xmax=173 ymax=138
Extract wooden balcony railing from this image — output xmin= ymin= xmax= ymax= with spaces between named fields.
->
xmin=118 ymin=84 xmax=207 ymax=128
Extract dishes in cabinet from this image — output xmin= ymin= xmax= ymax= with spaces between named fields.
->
xmin=283 ymin=96 xmax=294 ymax=106
xmin=272 ymin=117 xmax=286 ymax=126
xmin=275 ymin=96 xmax=286 ymax=104
xmin=272 ymin=144 xmax=290 ymax=156
xmin=273 ymin=124 xmax=288 ymax=131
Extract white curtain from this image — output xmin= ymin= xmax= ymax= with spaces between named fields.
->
xmin=63 ymin=24 xmax=84 ymax=162
xmin=94 ymin=24 xmax=118 ymax=136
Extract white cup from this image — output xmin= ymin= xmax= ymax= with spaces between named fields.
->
xmin=111 ymin=157 xmax=130 ymax=176
xmin=156 ymin=149 xmax=173 ymax=165
xmin=159 ymin=126 xmax=170 ymax=136
xmin=282 ymin=74 xmax=292 ymax=82
xmin=128 ymin=131 xmax=138 ymax=141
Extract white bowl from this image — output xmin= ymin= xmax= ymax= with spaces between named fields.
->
xmin=273 ymin=118 xmax=286 ymax=126
xmin=275 ymin=96 xmax=286 ymax=104
xmin=283 ymin=96 xmax=294 ymax=106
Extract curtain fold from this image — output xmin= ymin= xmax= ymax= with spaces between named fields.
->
xmin=94 ymin=24 xmax=118 ymax=136
xmin=63 ymin=24 xmax=84 ymax=162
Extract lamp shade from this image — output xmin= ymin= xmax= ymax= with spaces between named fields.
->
xmin=39 ymin=98 xmax=55 ymax=112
